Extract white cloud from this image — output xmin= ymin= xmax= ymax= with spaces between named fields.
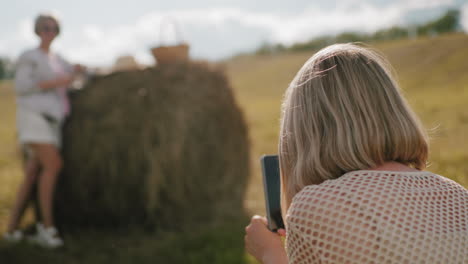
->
xmin=82 ymin=25 xmax=103 ymax=42
xmin=19 ymin=19 xmax=36 ymax=45
xmin=60 ymin=5 xmax=406 ymax=66
xmin=404 ymin=0 xmax=454 ymax=9
xmin=0 ymin=19 xmax=36 ymax=58
xmin=461 ymin=3 xmax=468 ymax=32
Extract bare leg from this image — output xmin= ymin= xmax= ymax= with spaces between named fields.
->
xmin=32 ymin=177 xmax=42 ymax=224
xmin=30 ymin=144 xmax=63 ymax=229
xmin=6 ymin=155 xmax=40 ymax=233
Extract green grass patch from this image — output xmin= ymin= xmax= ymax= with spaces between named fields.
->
xmin=0 ymin=222 xmax=250 ymax=264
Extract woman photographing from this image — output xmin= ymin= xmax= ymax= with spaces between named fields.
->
xmin=245 ymin=43 xmax=468 ymax=263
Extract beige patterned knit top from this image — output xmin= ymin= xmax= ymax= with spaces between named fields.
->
xmin=285 ymin=170 xmax=468 ymax=263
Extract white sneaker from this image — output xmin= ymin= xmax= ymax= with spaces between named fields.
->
xmin=3 ymin=230 xmax=23 ymax=243
xmin=29 ymin=223 xmax=64 ymax=249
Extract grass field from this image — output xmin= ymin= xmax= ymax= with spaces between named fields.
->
xmin=228 ymin=33 xmax=468 ymax=215
xmin=1 ymin=33 xmax=467 ymax=263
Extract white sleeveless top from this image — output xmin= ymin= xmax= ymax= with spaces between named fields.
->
xmin=286 ymin=170 xmax=468 ymax=263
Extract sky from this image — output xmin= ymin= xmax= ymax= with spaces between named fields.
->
xmin=1 ymin=0 xmax=468 ymax=67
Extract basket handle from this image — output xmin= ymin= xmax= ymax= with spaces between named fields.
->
xmin=158 ymin=17 xmax=185 ymax=46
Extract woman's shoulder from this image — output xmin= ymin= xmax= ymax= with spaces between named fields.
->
xmin=289 ymin=170 xmax=466 ymax=214
xmin=19 ymin=48 xmax=40 ymax=57
xmin=287 ymin=179 xmax=349 ymax=220
xmin=289 ymin=170 xmax=375 ymax=203
xmin=17 ymin=48 xmax=42 ymax=63
xmin=295 ymin=170 xmax=454 ymax=192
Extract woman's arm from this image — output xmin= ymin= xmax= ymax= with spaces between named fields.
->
xmin=14 ymin=52 xmax=41 ymax=95
xmin=38 ymin=75 xmax=73 ymax=90
xmin=58 ymin=53 xmax=86 ymax=77
xmin=245 ymin=215 xmax=288 ymax=264
xmin=41 ymin=53 xmax=77 ymax=90
xmin=15 ymin=52 xmax=74 ymax=94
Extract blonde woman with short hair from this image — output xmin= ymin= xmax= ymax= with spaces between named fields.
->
xmin=245 ymin=44 xmax=468 ymax=263
xmin=4 ymin=13 xmax=84 ymax=248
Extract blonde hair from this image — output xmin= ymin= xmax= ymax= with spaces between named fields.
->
xmin=34 ymin=13 xmax=60 ymax=36
xmin=279 ymin=43 xmax=428 ymax=210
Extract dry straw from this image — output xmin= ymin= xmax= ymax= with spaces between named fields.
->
xmin=55 ymin=62 xmax=250 ymax=231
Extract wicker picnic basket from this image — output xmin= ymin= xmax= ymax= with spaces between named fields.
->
xmin=150 ymin=18 xmax=189 ymax=65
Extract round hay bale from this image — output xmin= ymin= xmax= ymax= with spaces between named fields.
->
xmin=55 ymin=62 xmax=250 ymax=230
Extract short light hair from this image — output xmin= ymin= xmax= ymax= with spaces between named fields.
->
xmin=279 ymin=43 xmax=429 ymax=209
xmin=34 ymin=13 xmax=60 ymax=36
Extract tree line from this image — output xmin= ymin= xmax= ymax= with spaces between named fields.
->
xmin=0 ymin=57 xmax=14 ymax=80
xmin=255 ymin=9 xmax=462 ymax=55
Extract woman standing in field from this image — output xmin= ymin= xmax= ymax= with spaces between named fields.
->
xmin=245 ymin=44 xmax=468 ymax=263
xmin=3 ymin=13 xmax=84 ymax=248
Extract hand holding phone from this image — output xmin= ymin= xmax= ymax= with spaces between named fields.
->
xmin=260 ymin=155 xmax=285 ymax=232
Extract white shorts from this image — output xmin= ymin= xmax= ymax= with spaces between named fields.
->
xmin=17 ymin=107 xmax=63 ymax=148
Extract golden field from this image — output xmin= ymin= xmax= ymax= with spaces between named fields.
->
xmin=226 ymin=33 xmax=468 ymax=215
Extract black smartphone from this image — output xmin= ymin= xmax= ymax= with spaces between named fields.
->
xmin=260 ymin=155 xmax=285 ymax=232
